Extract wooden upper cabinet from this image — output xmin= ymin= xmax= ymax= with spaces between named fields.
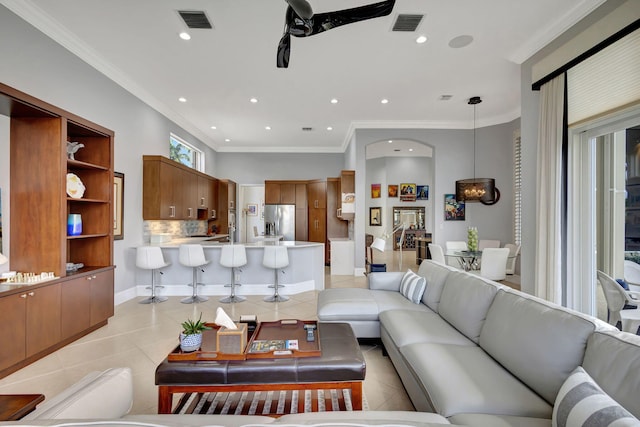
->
xmin=280 ymin=183 xmax=296 ymax=204
xmin=197 ymin=175 xmax=210 ymax=209
xmin=265 ymin=182 xmax=280 ymax=204
xmin=307 ymin=180 xmax=326 ymax=209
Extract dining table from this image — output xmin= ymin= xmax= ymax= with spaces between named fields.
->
xmin=445 ymin=250 xmax=484 ymax=271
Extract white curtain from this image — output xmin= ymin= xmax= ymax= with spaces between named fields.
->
xmin=535 ymin=75 xmax=565 ymax=303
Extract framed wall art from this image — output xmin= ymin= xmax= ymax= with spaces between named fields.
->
xmin=444 ymin=193 xmax=465 ymax=221
xmin=388 ymin=184 xmax=398 ymax=198
xmin=247 ymin=203 xmax=258 ymax=216
xmin=370 ymin=207 xmax=382 ymax=226
xmin=371 ymin=184 xmax=381 ymax=199
xmin=400 ymin=183 xmax=416 ymax=202
xmin=417 ymin=185 xmax=429 ymax=200
xmin=113 ymin=172 xmax=124 ymax=239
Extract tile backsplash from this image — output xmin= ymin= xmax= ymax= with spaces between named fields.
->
xmin=143 ymin=220 xmax=208 ymax=242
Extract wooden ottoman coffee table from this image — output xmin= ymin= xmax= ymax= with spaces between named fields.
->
xmin=155 ymin=322 xmax=365 ymax=416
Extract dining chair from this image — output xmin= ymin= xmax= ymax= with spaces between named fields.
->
xmin=478 ymin=240 xmax=500 ymax=250
xmin=428 ymin=243 xmax=446 ymax=264
xmin=479 ymin=247 xmax=510 ymax=281
xmin=445 ymin=241 xmax=468 ymax=267
xmin=596 ymin=270 xmax=640 ymax=331
xmin=624 ymin=260 xmax=640 ymax=292
xmin=504 ymin=243 xmax=521 ymax=275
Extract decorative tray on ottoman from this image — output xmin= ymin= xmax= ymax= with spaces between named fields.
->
xmin=168 ymin=323 xmax=248 ymax=361
xmin=246 ymin=319 xmax=321 ymax=359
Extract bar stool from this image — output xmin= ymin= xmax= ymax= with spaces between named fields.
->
xmin=262 ymin=245 xmax=289 ymax=302
xmin=219 ymin=244 xmax=247 ymax=303
xmin=179 ymin=244 xmax=210 ymax=304
xmin=136 ymin=246 xmax=170 ymax=304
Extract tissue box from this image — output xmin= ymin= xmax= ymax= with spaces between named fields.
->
xmin=216 ymin=323 xmax=248 ymax=354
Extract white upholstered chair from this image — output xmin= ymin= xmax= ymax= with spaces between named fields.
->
xmin=504 ymin=243 xmax=521 ymax=275
xmin=178 ymin=244 xmax=210 ymax=304
xmin=428 ymin=243 xmax=446 ymax=264
xmin=478 ymin=240 xmax=500 ymax=250
xmin=479 ymin=247 xmax=510 ymax=281
xmin=262 ymin=245 xmax=289 ymax=302
xmin=596 ymin=270 xmax=640 ymax=332
xmin=136 ymin=246 xmax=170 ymax=304
xmin=219 ymin=244 xmax=247 ymax=303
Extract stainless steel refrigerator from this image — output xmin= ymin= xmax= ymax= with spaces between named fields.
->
xmin=264 ymin=204 xmax=295 ymax=241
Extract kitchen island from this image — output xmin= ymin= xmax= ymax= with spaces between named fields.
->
xmin=134 ymin=239 xmax=325 ymax=298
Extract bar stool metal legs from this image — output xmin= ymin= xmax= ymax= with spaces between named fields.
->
xmin=219 ymin=245 xmax=247 ymax=303
xmin=136 ymin=246 xmax=170 ymax=304
xmin=263 ymin=246 xmax=289 ymax=302
xmin=179 ymin=244 xmax=210 ymax=304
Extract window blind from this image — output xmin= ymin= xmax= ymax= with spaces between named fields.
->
xmin=513 ymin=131 xmax=522 ymax=245
xmin=567 ymin=29 xmax=640 ymax=126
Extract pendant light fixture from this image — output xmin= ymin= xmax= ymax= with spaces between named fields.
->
xmin=455 ymin=96 xmax=500 ymax=205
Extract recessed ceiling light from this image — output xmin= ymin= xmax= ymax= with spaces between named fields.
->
xmin=224 ymin=138 xmax=231 ymax=142
xmin=416 ymin=35 xmax=427 ymax=44
xmin=381 ymin=99 xmax=389 ymax=104
xmin=388 ymin=140 xmax=393 ymax=143
xmin=327 ymin=126 xmax=333 ymax=131
xmin=330 ymin=98 xmax=338 ymax=104
xmin=409 ymin=148 xmax=414 ymax=152
xmin=265 ymin=126 xmax=271 ymax=130
xmin=250 ymin=98 xmax=258 ymax=103
xmin=210 ymin=126 xmax=217 ymax=130
xmin=178 ymin=97 xmax=187 ymax=102
xmin=439 ymin=95 xmax=453 ymax=101
xmin=179 ymin=32 xmax=191 ymax=40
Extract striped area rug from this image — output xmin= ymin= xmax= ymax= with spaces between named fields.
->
xmin=174 ymin=389 xmax=368 ymax=416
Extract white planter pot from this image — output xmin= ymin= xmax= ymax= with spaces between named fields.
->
xmin=179 ymin=332 xmax=203 ymax=352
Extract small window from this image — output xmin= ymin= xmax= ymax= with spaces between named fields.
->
xmin=170 ymin=133 xmax=204 ymax=172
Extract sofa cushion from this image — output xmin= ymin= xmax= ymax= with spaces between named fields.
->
xmin=23 ymin=367 xmax=133 ymax=420
xmin=368 ymin=271 xmax=405 ymax=291
xmin=400 ymin=269 xmax=427 ymax=303
xmin=380 ymin=309 xmax=475 ymax=348
xmin=448 ymin=413 xmax=551 ymax=427
xmin=418 ymin=260 xmax=455 ymax=312
xmin=317 ymin=288 xmax=379 ymax=321
xmin=278 ymin=411 xmax=452 ymax=425
xmin=400 ymin=342 xmax=552 ymax=418
xmin=479 ymin=289 xmax=597 ymax=404
xmin=437 ymin=271 xmax=500 ymax=343
xmin=552 ymin=366 xmax=639 ymax=427
xmin=371 ymin=290 xmax=430 ymax=314
xmin=582 ymin=330 xmax=640 ymax=419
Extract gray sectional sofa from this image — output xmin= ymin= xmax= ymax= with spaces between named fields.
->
xmin=3 ymin=261 xmax=639 ymax=427
xmin=317 ymin=260 xmax=640 ymax=426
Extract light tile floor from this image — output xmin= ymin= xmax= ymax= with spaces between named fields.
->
xmin=0 ymin=250 xmax=420 ymax=414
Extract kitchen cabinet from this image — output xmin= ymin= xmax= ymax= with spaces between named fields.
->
xmin=214 ymin=179 xmax=237 ymax=237
xmin=0 ymin=294 xmax=26 ymax=372
xmin=143 ymin=156 xmax=200 ymax=220
xmin=308 ymin=180 xmax=327 ymax=261
xmin=326 ymin=178 xmax=348 ymax=264
xmin=265 ymin=181 xmax=296 ymax=205
xmin=295 ymin=183 xmax=308 ymax=241
xmin=339 ymin=170 xmax=355 ymax=220
xmin=197 ymin=176 xmax=211 ymax=209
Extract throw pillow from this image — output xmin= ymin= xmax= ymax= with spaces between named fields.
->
xmin=400 ymin=269 xmax=426 ymax=304
xmin=552 ymin=366 xmax=639 ymax=427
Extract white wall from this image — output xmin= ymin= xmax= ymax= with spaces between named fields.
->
xmin=0 ymin=6 xmax=216 ymax=295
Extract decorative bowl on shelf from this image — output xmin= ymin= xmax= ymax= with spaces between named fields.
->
xmin=66 ymin=173 xmax=86 ymax=198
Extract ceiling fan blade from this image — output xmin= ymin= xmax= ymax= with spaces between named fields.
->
xmin=284 ymin=0 xmax=313 ymax=20
xmin=304 ymin=0 xmax=395 ymax=36
xmin=277 ymin=32 xmax=291 ymax=68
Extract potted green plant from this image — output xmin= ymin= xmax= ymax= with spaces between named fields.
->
xmin=179 ymin=313 xmax=211 ymax=352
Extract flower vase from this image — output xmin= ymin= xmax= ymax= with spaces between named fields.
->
xmin=467 ymin=227 xmax=478 ymax=252
xmin=179 ymin=332 xmax=203 ymax=352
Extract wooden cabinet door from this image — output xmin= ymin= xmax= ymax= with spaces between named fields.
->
xmin=158 ymin=161 xmax=179 ymax=219
xmin=26 ymin=284 xmax=61 ymax=358
xmin=280 ymin=183 xmax=296 ymax=204
xmin=296 ymin=206 xmax=308 ymax=241
xmin=295 ymin=183 xmax=307 ymax=207
xmin=197 ymin=175 xmax=210 ymax=208
xmin=308 ymin=208 xmax=326 ymax=243
xmin=327 ymin=179 xmax=347 ymax=241
xmin=208 ymin=178 xmax=218 ymax=219
xmin=61 ymin=277 xmax=91 ymax=340
xmin=0 ymin=293 xmax=26 ymax=372
xmin=265 ymin=182 xmax=280 ymax=204
xmin=228 ymin=181 xmax=236 ymax=210
xmin=181 ymin=170 xmax=197 ymax=220
xmin=90 ymin=269 xmax=114 ymax=325
xmin=307 ymin=181 xmax=326 ymax=209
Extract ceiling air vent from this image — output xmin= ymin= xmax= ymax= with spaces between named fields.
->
xmin=178 ymin=11 xmax=212 ymax=29
xmin=391 ymin=14 xmax=423 ymax=32
xmin=302 ymin=127 xmax=313 ymax=131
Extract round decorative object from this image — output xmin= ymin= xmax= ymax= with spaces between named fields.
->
xmin=66 ymin=173 xmax=86 ymax=198
xmin=179 ymin=332 xmax=202 ymax=352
